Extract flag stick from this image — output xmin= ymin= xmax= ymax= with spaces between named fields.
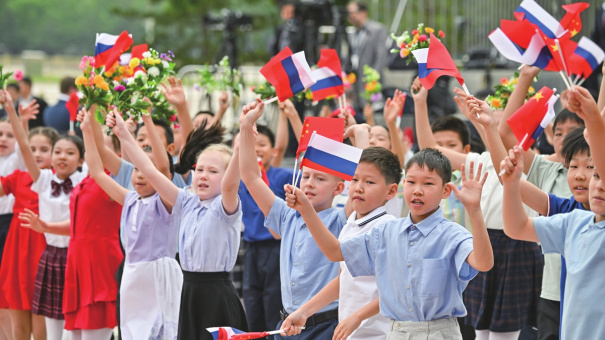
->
xmin=343 ymin=91 xmax=347 ymax=109
xmin=577 ymin=78 xmax=586 ymax=87
xmin=292 ymin=156 xmax=299 ymax=186
xmin=517 ymin=64 xmax=526 ymax=70
xmin=264 ymin=96 xmax=279 ymax=105
xmin=70 ymin=121 xmax=75 ymax=133
xmin=559 ymin=71 xmax=572 ymax=90
xmin=555 ymin=39 xmax=574 ymax=88
xmin=461 ymin=83 xmax=480 ymax=119
xmin=295 ymin=131 xmax=316 ymax=185
xmin=572 ymin=74 xmax=579 ymax=86
xmin=518 ymin=133 xmax=529 ymax=150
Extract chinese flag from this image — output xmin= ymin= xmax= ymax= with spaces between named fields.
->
xmin=296 ymin=117 xmax=344 ymax=158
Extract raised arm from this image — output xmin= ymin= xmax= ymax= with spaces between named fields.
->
xmin=140 ymin=112 xmax=170 ymax=179
xmin=453 ymin=87 xmax=487 ymax=146
xmin=162 ymin=77 xmax=193 ymax=141
xmin=221 ymin=137 xmax=241 ymax=215
xmin=284 ymin=184 xmax=344 ymax=261
xmin=281 ymin=99 xmax=303 ymax=142
xmin=501 ymin=147 xmax=539 ymax=242
xmin=1 ymin=90 xmax=40 ymax=181
xmin=89 ymin=106 xmax=124 ymax=175
xmin=498 ymin=66 xmax=541 ymax=174
xmin=411 ymin=78 xmax=468 ymax=170
xmin=211 ymin=90 xmax=229 ymax=128
xmin=18 ymin=100 xmax=40 ymax=135
xmin=238 ymin=101 xmax=276 ymax=216
xmin=79 ymin=108 xmax=128 ymax=205
xmin=273 ymin=102 xmax=290 ymax=168
xmin=598 ymin=64 xmax=605 ymax=114
xmin=107 ymin=110 xmax=178 ymax=207
xmin=384 ymin=89 xmax=407 ymax=166
xmin=450 ymin=162 xmax=494 ymax=271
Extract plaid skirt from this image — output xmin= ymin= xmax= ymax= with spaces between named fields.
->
xmin=464 ymin=229 xmax=543 ymax=332
xmin=32 ymin=245 xmax=68 ymax=320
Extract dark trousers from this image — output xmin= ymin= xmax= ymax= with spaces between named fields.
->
xmin=537 ymin=298 xmax=560 ymax=340
xmin=273 ymin=318 xmax=338 ymax=340
xmin=243 ymin=240 xmax=283 ymax=339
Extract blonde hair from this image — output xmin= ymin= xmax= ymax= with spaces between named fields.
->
xmin=196 ymin=143 xmax=233 ymax=168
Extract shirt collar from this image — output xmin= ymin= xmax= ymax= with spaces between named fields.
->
xmin=347 ymin=206 xmax=387 ymax=227
xmin=582 ymin=216 xmax=605 ymax=233
xmin=403 ymin=207 xmax=444 ymax=236
xmin=58 ymin=93 xmax=70 ymax=102
xmin=199 ymin=194 xmax=220 ymax=208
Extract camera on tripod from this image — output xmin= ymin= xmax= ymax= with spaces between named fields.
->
xmin=294 ymin=0 xmax=333 ymax=27
xmin=203 ymin=9 xmax=253 ymax=32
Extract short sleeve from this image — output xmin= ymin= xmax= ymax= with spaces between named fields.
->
xmin=151 ymin=193 xmax=173 ymax=219
xmin=31 ymin=169 xmax=53 ymax=194
xmin=341 ymin=227 xmax=378 ymax=277
xmin=547 ymin=194 xmax=577 ymax=216
xmin=1 ymin=172 xmax=18 ymax=195
xmin=533 ymin=213 xmax=569 ymax=255
xmin=264 ymin=197 xmax=288 ymax=237
xmin=173 ymin=188 xmax=195 ymax=216
xmin=172 ymin=172 xmax=192 ymax=188
xmin=113 ymin=160 xmax=135 ymax=189
xmin=453 ymin=237 xmax=478 ymax=281
xmin=211 ymin=194 xmax=242 ymax=223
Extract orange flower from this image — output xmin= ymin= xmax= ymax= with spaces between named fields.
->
xmin=98 ymin=81 xmax=109 ymax=91
xmin=75 ymin=76 xmax=87 ymax=86
xmin=438 ymin=30 xmax=445 ymax=38
xmin=93 ymin=75 xmax=104 ymax=86
xmin=425 ymin=27 xmax=434 ymax=34
xmin=491 ymin=98 xmax=502 ymax=108
xmin=346 ymin=73 xmax=356 ymax=84
xmin=400 ymin=49 xmax=410 ymax=58
xmin=365 ymin=81 xmax=377 ymax=92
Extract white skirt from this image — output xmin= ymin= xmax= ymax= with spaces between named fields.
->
xmin=120 ymin=257 xmax=183 ymax=340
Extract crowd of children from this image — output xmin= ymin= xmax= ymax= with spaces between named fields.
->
xmin=0 ymin=60 xmax=604 ymax=340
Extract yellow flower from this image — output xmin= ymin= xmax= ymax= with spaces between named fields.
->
xmin=154 ymin=59 xmax=162 ymax=65
xmin=425 ymin=27 xmax=434 ymax=34
xmin=528 ymin=86 xmax=535 ymax=93
xmin=365 ymin=81 xmax=377 ymax=92
xmin=491 ymin=98 xmax=502 ymax=108
xmin=98 ymin=81 xmax=109 ymax=91
xmin=346 ymin=73 xmax=356 ymax=84
xmin=305 ymin=91 xmax=313 ymax=100
xmin=75 ymin=76 xmax=87 ymax=86
xmin=513 ymin=78 xmax=518 ymax=84
xmin=129 ymin=57 xmax=140 ymax=69
xmin=93 ymin=75 xmax=104 ymax=86
xmin=401 ymin=49 xmax=410 ymax=58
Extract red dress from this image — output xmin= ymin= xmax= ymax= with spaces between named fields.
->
xmin=0 ymin=170 xmax=47 ymax=310
xmin=63 ymin=175 xmax=123 ymax=330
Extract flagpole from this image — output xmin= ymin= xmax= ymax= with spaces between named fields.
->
xmin=577 ymin=78 xmax=586 ymax=87
xmin=518 ymin=133 xmax=529 ymax=150
xmin=559 ymin=71 xmax=572 ymax=90
xmin=264 ymin=96 xmax=279 ymax=105
xmin=70 ymin=121 xmax=75 ymax=133
xmin=461 ymin=83 xmax=480 ymax=119
xmin=555 ymin=39 xmax=574 ymax=89
xmin=295 ymin=131 xmax=316 ymax=185
xmin=292 ymin=156 xmax=299 ymax=186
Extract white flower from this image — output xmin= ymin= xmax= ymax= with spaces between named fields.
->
xmin=134 ymin=71 xmax=147 ymax=82
xmin=142 ymin=51 xmax=152 ymax=58
xmin=162 ymin=61 xmax=169 ymax=69
xmin=124 ymin=77 xmax=134 ymax=85
xmin=113 ymin=80 xmax=121 ymax=87
xmin=147 ymin=67 xmax=160 ymax=77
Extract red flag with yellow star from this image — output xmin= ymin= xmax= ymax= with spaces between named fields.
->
xmin=560 ymin=2 xmax=590 ymax=38
xmin=541 ymin=34 xmax=577 ymax=75
xmin=296 ymin=117 xmax=344 ymax=158
xmin=507 ymin=86 xmax=556 ymax=151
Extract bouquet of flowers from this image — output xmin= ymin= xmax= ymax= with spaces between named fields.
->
xmin=485 ymin=72 xmax=537 ymax=110
xmin=75 ymin=56 xmax=112 ymax=116
xmin=251 ymin=81 xmax=307 ymax=102
xmin=0 ymin=66 xmax=22 ymax=109
xmin=197 ymin=56 xmax=244 ymax=98
xmin=390 ymin=23 xmax=446 ymax=64
xmin=362 ymin=65 xmax=382 ymax=102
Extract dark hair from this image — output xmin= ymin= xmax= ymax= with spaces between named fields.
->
xmin=430 ymin=116 xmax=471 ymax=147
xmin=19 ymin=76 xmax=32 ymax=87
xmin=6 ymin=83 xmax=19 ymax=92
xmin=135 ymin=119 xmax=174 ymax=145
xmin=54 ymin=135 xmax=85 ymax=159
xmin=29 ymin=126 xmax=59 ymax=145
xmin=352 ymin=1 xmax=368 ymax=12
xmin=108 ymin=133 xmax=121 ymax=153
xmin=359 ymin=147 xmax=402 ymax=185
xmin=405 ymin=148 xmax=452 ymax=186
xmin=195 ymin=110 xmax=215 ymax=118
xmin=255 ymin=124 xmax=275 ymax=147
xmin=561 ymin=126 xmax=589 ymax=166
xmin=552 ymin=109 xmax=584 ymax=131
xmin=60 ymin=77 xmax=76 ymax=94
xmin=0 ymin=116 xmax=7 ymax=123
xmin=175 ymin=120 xmax=225 ymax=174
xmin=142 ymin=146 xmax=175 ymax=178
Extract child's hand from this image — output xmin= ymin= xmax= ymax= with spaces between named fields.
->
xmin=332 ymin=314 xmax=362 ymax=340
xmin=410 ymin=77 xmax=427 ymax=101
xmin=218 ymin=91 xmax=230 ymax=112
xmin=18 ymin=100 xmax=40 ymax=122
xmin=280 ymin=310 xmax=308 ymax=336
xmin=451 ymin=161 xmax=488 ymax=211
xmin=384 ymin=89 xmax=405 ymax=125
xmin=466 ymin=96 xmax=495 ymax=127
xmin=284 ymin=184 xmax=313 ymax=213
xmin=0 ymin=89 xmax=14 ymax=107
xmin=339 ymin=108 xmax=356 ymax=131
xmin=161 ymin=77 xmax=186 ymax=108
xmin=363 ymin=103 xmax=374 ymax=124
xmin=499 ymin=146 xmax=524 ymax=183
xmin=238 ymin=100 xmax=264 ymax=128
xmin=567 ymin=86 xmax=599 ymax=123
xmin=343 ymin=123 xmax=371 ymax=145
xmin=105 ymin=109 xmax=129 ymax=139
xmin=519 ymin=64 xmax=541 ymax=79
xmin=18 ymin=209 xmax=47 ymax=234
xmin=79 ymin=108 xmax=92 ymax=132
xmin=279 ymin=99 xmax=298 ymax=119
xmin=453 ymin=87 xmax=473 ymax=119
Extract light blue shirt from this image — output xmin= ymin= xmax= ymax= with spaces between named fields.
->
xmin=120 ymin=192 xmax=179 ymax=264
xmin=533 ymin=209 xmax=605 ymax=340
xmin=341 ymin=208 xmax=477 ymax=322
xmin=265 ymin=198 xmax=346 ymax=314
xmin=173 ymin=189 xmax=242 ymax=272
xmin=113 ymin=159 xmax=192 ymax=190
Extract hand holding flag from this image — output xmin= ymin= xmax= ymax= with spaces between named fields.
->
xmin=207 ymin=327 xmax=293 ymax=340
xmin=506 ymin=86 xmax=557 ymax=151
xmin=300 ymin=132 xmax=363 ymax=181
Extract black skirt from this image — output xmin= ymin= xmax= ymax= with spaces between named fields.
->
xmin=0 ymin=213 xmax=12 ymax=267
xmin=464 ymin=229 xmax=543 ymax=332
xmin=177 ymin=271 xmax=249 ymax=340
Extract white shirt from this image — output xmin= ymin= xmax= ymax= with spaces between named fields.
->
xmin=338 ymin=207 xmax=394 ymax=340
xmin=31 ymin=168 xmax=87 ymax=247
xmin=0 ymin=146 xmax=25 ymax=215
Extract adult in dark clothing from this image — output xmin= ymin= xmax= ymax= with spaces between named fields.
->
xmin=43 ymin=77 xmax=78 ymax=135
xmin=16 ymin=77 xmax=47 ymax=129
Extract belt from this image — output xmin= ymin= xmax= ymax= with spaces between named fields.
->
xmin=280 ymin=308 xmax=338 ymax=327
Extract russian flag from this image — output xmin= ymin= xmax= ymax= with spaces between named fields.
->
xmin=310 ymin=49 xmax=344 ymax=101
xmin=260 ymin=47 xmax=316 ymax=102
xmin=300 ymin=132 xmax=363 ymax=181
xmin=514 ymin=0 xmax=566 ymax=39
xmin=411 ymin=33 xmax=464 ymax=90
xmin=489 ymin=28 xmax=554 ymax=70
xmin=506 ymin=86 xmax=557 ymax=151
xmin=567 ymin=37 xmax=605 ymax=79
xmin=95 ymin=31 xmax=133 ymax=68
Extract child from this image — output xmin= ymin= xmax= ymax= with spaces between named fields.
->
xmin=106 ymin=108 xmax=247 ymax=340
xmin=5 ymin=89 xmax=87 ymax=340
xmin=79 ymin=108 xmax=182 ymax=339
xmin=283 ymin=147 xmax=401 ymax=340
xmin=282 ymin=148 xmax=493 ymax=339
xmin=239 ymin=101 xmax=347 ymax=339
xmin=0 ymin=126 xmax=55 ymax=340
